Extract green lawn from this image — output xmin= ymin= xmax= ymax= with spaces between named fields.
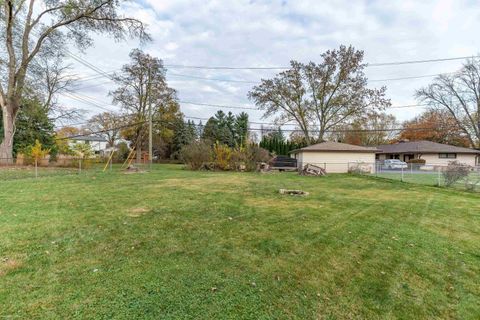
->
xmin=376 ymin=171 xmax=480 ymax=191
xmin=1 ymin=165 xmax=479 ymax=319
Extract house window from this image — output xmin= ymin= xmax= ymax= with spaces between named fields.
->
xmin=439 ymin=153 xmax=456 ymax=159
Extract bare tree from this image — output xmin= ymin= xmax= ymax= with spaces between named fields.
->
xmin=248 ymin=45 xmax=390 ymax=143
xmin=416 ymin=58 xmax=480 ymax=148
xmin=28 ymin=54 xmax=83 ymax=124
xmin=330 ymin=112 xmax=398 ymax=146
xmin=87 ymin=111 xmax=123 ymax=148
xmin=111 ymin=49 xmax=178 ymax=161
xmin=0 ymin=0 xmax=148 ymax=162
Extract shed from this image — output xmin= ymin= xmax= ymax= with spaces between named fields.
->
xmin=290 ymin=142 xmax=378 ymax=173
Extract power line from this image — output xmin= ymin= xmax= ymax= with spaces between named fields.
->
xmin=63 ymin=89 xmax=429 ymax=114
xmin=163 ymin=54 xmax=480 ymax=71
xmin=368 ymin=55 xmax=479 ymax=67
xmin=369 ymin=73 xmax=454 ymax=82
xmin=179 ymin=100 xmax=258 ymax=111
xmin=59 ymin=114 xmax=445 ymax=141
xmin=61 ymin=91 xmax=117 ymax=112
xmin=168 ymin=72 xmax=257 ymax=84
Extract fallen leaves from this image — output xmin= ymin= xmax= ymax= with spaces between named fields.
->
xmin=0 ymin=258 xmax=23 ymax=277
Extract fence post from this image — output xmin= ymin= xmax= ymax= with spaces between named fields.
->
xmin=437 ymin=167 xmax=441 ymax=187
xmin=401 ymin=167 xmax=404 ymax=182
xmin=79 ymin=159 xmax=82 ymax=174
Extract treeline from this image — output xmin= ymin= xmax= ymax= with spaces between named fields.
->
xmin=259 ymin=136 xmax=307 ymax=156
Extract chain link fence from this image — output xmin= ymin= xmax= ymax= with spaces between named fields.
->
xmin=348 ymin=161 xmax=480 ymax=192
xmin=0 ymin=157 xmax=159 ymax=181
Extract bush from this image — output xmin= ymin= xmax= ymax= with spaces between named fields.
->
xmin=115 ymin=142 xmax=131 ymax=162
xmin=213 ymin=142 xmax=232 ymax=170
xmin=180 ymin=140 xmax=212 ymax=170
xmin=442 ymin=161 xmax=471 ymax=187
xmin=230 ymin=147 xmax=247 ymax=171
xmin=180 ymin=141 xmax=270 ymax=172
xmin=348 ymin=162 xmax=371 ymax=174
xmin=243 ymin=144 xmax=271 ymax=171
xmin=407 ymin=158 xmax=426 ymax=164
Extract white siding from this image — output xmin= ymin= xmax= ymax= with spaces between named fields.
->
xmin=420 ymin=153 xmax=478 ymax=166
xmin=297 ymin=151 xmax=376 ymax=173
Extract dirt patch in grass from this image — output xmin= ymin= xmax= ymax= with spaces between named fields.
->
xmin=0 ymin=258 xmax=23 ymax=277
xmin=245 ymin=197 xmax=322 ymax=210
xmin=127 ymin=207 xmax=151 ymax=217
xmin=159 ymin=176 xmax=249 ymax=192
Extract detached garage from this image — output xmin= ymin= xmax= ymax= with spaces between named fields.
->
xmin=290 ymin=142 xmax=378 ymax=173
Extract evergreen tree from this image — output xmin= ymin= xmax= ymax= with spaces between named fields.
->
xmin=0 ymin=97 xmax=56 ymax=157
xmin=234 ymin=112 xmax=249 ymax=146
xmin=171 ymin=120 xmax=197 ymax=158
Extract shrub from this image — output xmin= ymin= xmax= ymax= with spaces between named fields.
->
xmin=243 ymin=144 xmax=271 ymax=171
xmin=230 ymin=147 xmax=247 ymax=171
xmin=72 ymin=143 xmax=94 ymax=159
xmin=30 ymin=140 xmax=50 ymax=166
xmin=213 ymin=142 xmax=232 ymax=170
xmin=180 ymin=140 xmax=212 ymax=170
xmin=115 ymin=142 xmax=131 ymax=162
xmin=442 ymin=161 xmax=471 ymax=187
xmin=407 ymin=158 xmax=426 ymax=164
xmin=348 ymin=162 xmax=371 ymax=174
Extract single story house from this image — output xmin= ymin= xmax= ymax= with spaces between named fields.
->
xmin=290 ymin=142 xmax=378 ymax=173
xmin=69 ymin=135 xmax=109 ymax=156
xmin=376 ymin=140 xmax=480 ymax=167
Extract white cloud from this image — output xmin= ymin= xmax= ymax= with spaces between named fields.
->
xmin=59 ymin=0 xmax=480 ymax=125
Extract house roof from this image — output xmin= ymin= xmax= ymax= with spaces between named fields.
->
xmin=291 ymin=141 xmax=379 ymax=153
xmin=69 ymin=135 xmax=108 ymax=142
xmin=376 ymin=140 xmax=480 ymax=154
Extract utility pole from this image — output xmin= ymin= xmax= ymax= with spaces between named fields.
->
xmin=148 ymin=64 xmax=153 ymax=170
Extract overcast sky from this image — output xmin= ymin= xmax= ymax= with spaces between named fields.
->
xmin=60 ymin=0 xmax=480 ymax=128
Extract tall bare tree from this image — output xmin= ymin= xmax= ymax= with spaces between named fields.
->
xmin=111 ymin=49 xmax=178 ymax=161
xmin=248 ymin=45 xmax=391 ymax=143
xmin=416 ymin=58 xmax=480 ymax=148
xmin=0 ymin=0 xmax=148 ymax=162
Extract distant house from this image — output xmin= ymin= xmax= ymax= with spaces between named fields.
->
xmin=69 ymin=135 xmax=109 ymax=156
xmin=290 ymin=142 xmax=378 ymax=173
xmin=376 ymin=140 xmax=480 ymax=166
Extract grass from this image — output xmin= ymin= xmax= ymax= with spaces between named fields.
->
xmin=376 ymin=170 xmax=480 ymax=191
xmin=1 ymin=165 xmax=479 ymax=319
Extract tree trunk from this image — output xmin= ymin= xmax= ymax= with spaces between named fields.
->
xmin=0 ymin=105 xmax=15 ymax=164
xmin=136 ymin=144 xmax=142 ymax=163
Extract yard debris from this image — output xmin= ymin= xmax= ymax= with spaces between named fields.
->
xmin=124 ymin=165 xmax=146 ymax=174
xmin=279 ymin=189 xmax=309 ymax=196
xmin=211 ymin=287 xmax=217 ymax=292
xmin=299 ymin=164 xmax=327 ymax=176
xmin=459 ymin=251 xmax=464 ymax=255
xmin=251 ymin=282 xmax=257 ymax=287
xmin=127 ymin=207 xmax=150 ymax=217
xmin=380 ymin=271 xmax=386 ymax=275
xmin=93 ymin=269 xmax=99 ymax=272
